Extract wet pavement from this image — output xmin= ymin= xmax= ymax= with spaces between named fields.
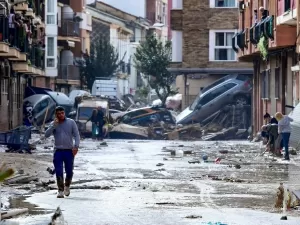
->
xmin=6 ymin=139 xmax=300 ymax=224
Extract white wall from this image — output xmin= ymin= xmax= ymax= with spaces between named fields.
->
xmin=172 ymin=31 xmax=182 ymax=62
xmin=86 ymin=0 xmax=146 ymax=17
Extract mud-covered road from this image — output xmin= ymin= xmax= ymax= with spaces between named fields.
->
xmin=5 ymin=139 xmax=300 ymax=225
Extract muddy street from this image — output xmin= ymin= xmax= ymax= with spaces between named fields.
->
xmin=5 ymin=139 xmax=300 ymax=225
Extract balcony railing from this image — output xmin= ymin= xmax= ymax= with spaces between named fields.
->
xmin=29 ymin=46 xmax=45 ymax=69
xmin=58 ymin=20 xmax=80 ymax=37
xmin=58 ymin=64 xmax=80 ymax=80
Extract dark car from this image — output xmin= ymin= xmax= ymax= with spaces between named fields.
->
xmin=118 ymin=107 xmax=176 ymax=126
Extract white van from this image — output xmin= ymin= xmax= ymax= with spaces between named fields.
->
xmin=92 ymin=79 xmax=117 ymax=97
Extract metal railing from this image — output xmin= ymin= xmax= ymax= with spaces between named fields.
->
xmin=29 ymin=46 xmax=44 ymax=69
xmin=58 ymin=64 xmax=80 ymax=80
xmin=58 ymin=20 xmax=80 ymax=37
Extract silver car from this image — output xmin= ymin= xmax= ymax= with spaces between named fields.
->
xmin=176 ymin=74 xmax=252 ymax=124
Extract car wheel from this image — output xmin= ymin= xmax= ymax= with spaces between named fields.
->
xmin=234 ymin=95 xmax=249 ymax=106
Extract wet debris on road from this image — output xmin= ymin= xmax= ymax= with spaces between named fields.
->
xmin=185 ymin=215 xmax=202 ymax=219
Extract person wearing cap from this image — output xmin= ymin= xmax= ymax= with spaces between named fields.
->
xmin=275 ymin=112 xmax=293 ymax=160
xmin=45 ymin=106 xmax=80 ymax=198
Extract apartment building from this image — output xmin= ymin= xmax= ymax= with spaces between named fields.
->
xmin=0 ymin=0 xmax=46 ymax=131
xmin=235 ymin=0 xmax=298 ymax=134
xmin=54 ymin=0 xmax=92 ymax=93
xmin=87 ymin=1 xmax=149 ymax=97
xmin=146 ymin=0 xmax=169 ymax=42
xmin=170 ymin=0 xmax=252 ymax=109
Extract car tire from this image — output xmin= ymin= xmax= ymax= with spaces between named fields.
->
xmin=234 ymin=95 xmax=249 ymax=106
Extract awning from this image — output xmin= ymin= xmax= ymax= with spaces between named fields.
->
xmin=167 ymin=67 xmax=253 ymax=75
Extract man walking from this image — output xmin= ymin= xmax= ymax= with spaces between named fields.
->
xmin=96 ymin=106 xmax=105 ymax=141
xmin=45 ymin=106 xmax=80 ymax=198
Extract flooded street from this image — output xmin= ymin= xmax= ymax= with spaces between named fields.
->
xmin=7 ymin=139 xmax=300 ymax=224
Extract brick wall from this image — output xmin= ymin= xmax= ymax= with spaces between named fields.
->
xmin=180 ymin=0 xmax=251 ymax=69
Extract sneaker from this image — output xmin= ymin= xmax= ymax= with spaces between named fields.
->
xmin=57 ymin=191 xmax=64 ymax=198
xmin=64 ymin=186 xmax=70 ymax=197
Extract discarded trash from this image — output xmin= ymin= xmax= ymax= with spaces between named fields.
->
xmin=280 ymin=216 xmax=287 ymax=220
xmin=275 ymin=183 xmax=284 ymax=208
xmin=201 ymin=222 xmax=228 ymax=225
xmin=219 ymin=150 xmax=229 ymax=154
xmin=215 ymin=158 xmax=221 ymax=164
xmin=176 ymin=150 xmax=184 ymax=157
xmin=188 ymin=160 xmax=200 ymax=164
xmin=202 ymin=155 xmax=208 ymax=161
xmin=185 ymin=215 xmax=202 ymax=219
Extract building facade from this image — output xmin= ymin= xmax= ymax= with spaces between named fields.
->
xmin=146 ymin=0 xmax=169 ymax=42
xmin=235 ymin=0 xmax=298 ymax=134
xmin=55 ymin=0 xmax=92 ymax=94
xmin=0 ymin=0 xmax=46 ymax=131
xmin=170 ymin=0 xmax=252 ymax=109
xmin=87 ymin=1 xmax=149 ymax=97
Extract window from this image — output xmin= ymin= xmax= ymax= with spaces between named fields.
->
xmin=209 ymin=30 xmax=237 ymax=61
xmin=46 ymin=37 xmax=56 ymax=68
xmin=46 ymin=0 xmax=56 ymax=24
xmin=47 ymin=37 xmax=54 ymax=56
xmin=261 ymin=70 xmax=270 ymax=99
xmin=275 ymin=67 xmax=280 ymax=99
xmin=210 ymin=0 xmax=237 ymax=7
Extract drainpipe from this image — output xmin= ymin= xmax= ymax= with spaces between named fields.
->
xmin=184 ymin=74 xmax=187 ymax=109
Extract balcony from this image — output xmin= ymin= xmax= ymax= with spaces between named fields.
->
xmin=57 ymin=64 xmax=80 ymax=85
xmin=235 ymin=14 xmax=296 ymax=60
xmin=28 ymin=45 xmax=45 ymax=75
xmin=0 ymin=16 xmax=9 ymax=54
xmin=277 ymin=0 xmax=297 ymax=26
xmin=58 ymin=20 xmax=80 ymax=41
xmin=14 ymin=1 xmax=29 ymax=11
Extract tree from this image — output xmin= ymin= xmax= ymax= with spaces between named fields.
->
xmin=77 ymin=36 xmax=119 ymax=90
xmin=134 ymin=35 xmax=177 ymax=106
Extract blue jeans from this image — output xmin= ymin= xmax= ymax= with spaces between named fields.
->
xmin=281 ymin=133 xmax=291 ymax=160
xmin=53 ymin=149 xmax=74 ymax=180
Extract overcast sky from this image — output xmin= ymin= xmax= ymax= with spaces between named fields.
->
xmin=87 ymin=0 xmax=146 ymax=17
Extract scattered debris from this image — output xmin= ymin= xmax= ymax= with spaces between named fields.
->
xmin=188 ymin=160 xmax=200 ymax=164
xmin=156 ymin=163 xmax=164 ymax=167
xmin=155 ymin=202 xmax=175 ymax=205
xmin=185 ymin=215 xmax=202 ymax=219
xmin=1 ymin=208 xmax=29 ymax=220
xmin=275 ymin=183 xmax=284 ymax=208
xmin=290 ymin=149 xmax=297 ymax=155
xmin=280 ymin=216 xmax=287 ymax=220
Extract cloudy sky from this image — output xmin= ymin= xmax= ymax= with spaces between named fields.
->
xmin=87 ymin=0 xmax=146 ymax=17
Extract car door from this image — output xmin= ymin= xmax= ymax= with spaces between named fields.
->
xmin=195 ymin=85 xmax=229 ymax=122
xmin=192 ymin=92 xmax=215 ymax=123
xmin=36 ymin=99 xmax=49 ymax=125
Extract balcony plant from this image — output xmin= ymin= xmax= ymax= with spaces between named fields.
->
xmin=258 ymin=35 xmax=268 ymax=61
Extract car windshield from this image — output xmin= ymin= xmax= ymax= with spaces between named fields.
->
xmin=190 ymin=93 xmax=201 ymax=110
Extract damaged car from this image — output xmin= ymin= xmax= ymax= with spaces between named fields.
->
xmin=177 ymin=74 xmax=252 ymax=124
xmin=118 ymin=107 xmax=176 ymax=126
